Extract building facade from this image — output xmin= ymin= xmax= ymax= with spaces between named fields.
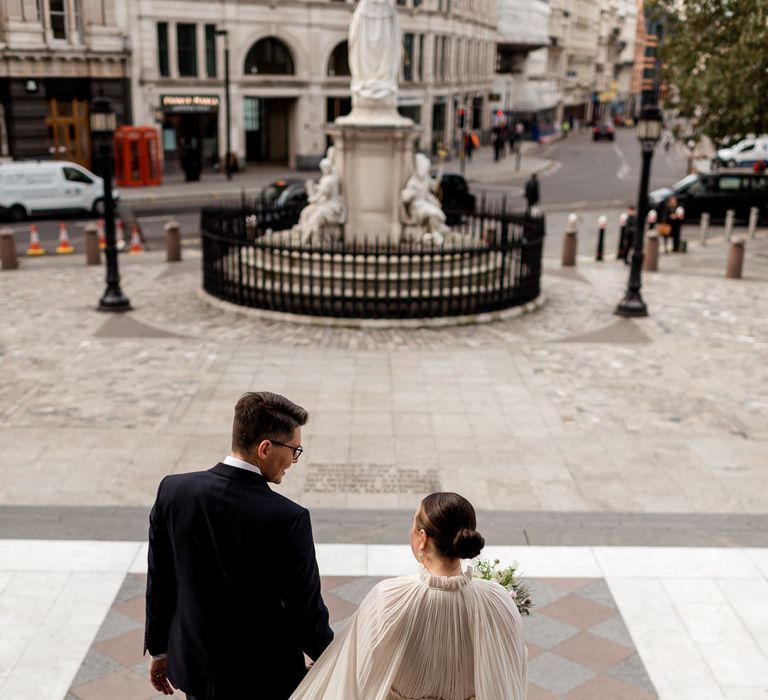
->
xmin=490 ymin=0 xmax=558 ymax=136
xmin=492 ymin=0 xmax=639 ymax=138
xmin=128 ymin=0 xmax=496 ymax=173
xmin=0 ymin=0 xmax=131 ymax=167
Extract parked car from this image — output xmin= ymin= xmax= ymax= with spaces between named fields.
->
xmin=433 ymin=172 xmax=476 ymax=223
xmin=259 ymin=178 xmax=307 ymax=208
xmin=649 ymin=172 xmax=768 ymax=223
xmin=592 ymin=122 xmax=615 ymax=142
xmin=0 ymin=160 xmax=118 ymax=222
xmin=714 ymin=137 xmax=768 ymax=168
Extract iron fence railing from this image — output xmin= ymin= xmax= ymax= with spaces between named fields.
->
xmin=201 ymin=201 xmax=544 ymax=319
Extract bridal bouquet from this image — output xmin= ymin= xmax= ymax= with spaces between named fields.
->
xmin=474 ymin=559 xmax=534 ymax=616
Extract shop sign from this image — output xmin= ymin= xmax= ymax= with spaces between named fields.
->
xmin=161 ymin=95 xmax=220 ymax=113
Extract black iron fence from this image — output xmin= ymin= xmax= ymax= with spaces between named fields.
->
xmin=201 ymin=201 xmax=544 ymax=320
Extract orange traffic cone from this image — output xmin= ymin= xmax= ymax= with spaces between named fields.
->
xmin=97 ymin=219 xmax=106 ymax=250
xmin=26 ymin=224 xmax=45 ymax=256
xmin=55 ymin=222 xmax=74 ymax=254
xmin=116 ymin=220 xmax=126 ymax=251
xmin=129 ymin=224 xmax=144 ymax=254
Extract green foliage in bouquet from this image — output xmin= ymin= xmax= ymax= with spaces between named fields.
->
xmin=474 ymin=559 xmax=534 ymax=616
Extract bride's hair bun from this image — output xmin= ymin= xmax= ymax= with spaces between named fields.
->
xmin=452 ymin=527 xmax=485 ymax=559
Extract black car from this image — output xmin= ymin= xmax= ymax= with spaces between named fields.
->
xmin=259 ymin=179 xmax=307 ymax=208
xmin=432 ymin=172 xmax=476 ymax=223
xmin=649 ymin=172 xmax=768 ymax=223
xmin=592 ymin=122 xmax=615 ymax=142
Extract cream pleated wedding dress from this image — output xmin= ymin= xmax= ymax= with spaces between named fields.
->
xmin=290 ymin=566 xmax=527 ymax=700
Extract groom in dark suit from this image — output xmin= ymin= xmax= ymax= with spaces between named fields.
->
xmin=145 ymin=392 xmax=333 ymax=699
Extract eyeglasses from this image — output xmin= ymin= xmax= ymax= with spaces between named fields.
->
xmin=269 ymin=439 xmax=304 ymax=461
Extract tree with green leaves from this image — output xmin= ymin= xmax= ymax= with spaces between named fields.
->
xmin=648 ymin=0 xmax=768 ymax=142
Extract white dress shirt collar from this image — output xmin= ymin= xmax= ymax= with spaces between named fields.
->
xmin=223 ymin=455 xmax=263 ymax=476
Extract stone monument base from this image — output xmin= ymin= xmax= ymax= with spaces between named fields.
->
xmin=327 ymin=119 xmax=421 ymax=245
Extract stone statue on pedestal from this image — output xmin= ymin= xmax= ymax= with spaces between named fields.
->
xmin=341 ymin=0 xmax=411 ymax=126
xmin=400 ymin=153 xmax=448 ymax=244
xmin=298 ymin=148 xmax=347 ymax=244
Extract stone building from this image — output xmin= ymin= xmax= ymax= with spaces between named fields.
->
xmin=490 ymin=0 xmax=559 ymax=136
xmin=0 ymin=0 xmax=131 ymax=167
xmin=126 ymin=0 xmax=497 ymax=173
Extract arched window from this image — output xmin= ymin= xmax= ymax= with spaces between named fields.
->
xmin=244 ymin=37 xmax=295 ymax=75
xmin=327 ymin=41 xmax=350 ymax=77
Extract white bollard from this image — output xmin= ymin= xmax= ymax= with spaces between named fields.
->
xmin=748 ymin=207 xmax=759 ymax=239
xmin=724 ymin=209 xmax=735 ymax=243
xmin=700 ymin=212 xmax=710 ymax=246
xmin=561 ymin=213 xmax=578 ymax=266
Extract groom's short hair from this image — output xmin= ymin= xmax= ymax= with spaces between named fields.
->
xmin=232 ymin=392 xmax=308 ymax=453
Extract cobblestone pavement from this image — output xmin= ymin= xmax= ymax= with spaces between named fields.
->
xmin=0 ymin=233 xmax=766 ymax=513
xmin=66 ymin=572 xmax=656 ymax=700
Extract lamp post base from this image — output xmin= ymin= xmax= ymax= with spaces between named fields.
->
xmin=615 ymin=290 xmax=648 ymax=317
xmin=98 ymin=287 xmax=132 ymax=312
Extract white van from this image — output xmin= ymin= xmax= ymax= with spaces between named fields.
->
xmin=715 ymin=138 xmax=768 ymax=168
xmin=0 ymin=160 xmax=119 ymax=221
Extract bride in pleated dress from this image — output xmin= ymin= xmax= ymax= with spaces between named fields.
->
xmin=290 ymin=492 xmax=527 ymax=700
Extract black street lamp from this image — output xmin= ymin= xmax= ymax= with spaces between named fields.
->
xmin=615 ymin=104 xmax=663 ymax=317
xmin=215 ymin=28 xmax=232 ymax=181
xmin=91 ymin=96 xmax=131 ymax=312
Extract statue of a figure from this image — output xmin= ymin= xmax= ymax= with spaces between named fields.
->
xmin=400 ymin=153 xmax=448 ymax=241
xmin=298 ymin=148 xmax=346 ymax=244
xmin=348 ymin=0 xmax=401 ymax=110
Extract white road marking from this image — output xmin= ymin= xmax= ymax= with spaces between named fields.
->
xmin=614 ymin=142 xmax=631 ymax=179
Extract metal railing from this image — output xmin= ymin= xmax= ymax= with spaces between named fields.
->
xmin=201 ymin=201 xmax=544 ymax=319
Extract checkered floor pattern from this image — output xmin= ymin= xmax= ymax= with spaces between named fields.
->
xmin=67 ymin=574 xmax=657 ymax=700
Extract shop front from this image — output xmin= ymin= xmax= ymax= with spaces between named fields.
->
xmin=160 ymin=94 xmax=220 ymax=177
xmin=0 ymin=77 xmax=130 ymax=168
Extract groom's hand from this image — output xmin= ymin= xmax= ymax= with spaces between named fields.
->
xmin=149 ymin=657 xmax=175 ymax=695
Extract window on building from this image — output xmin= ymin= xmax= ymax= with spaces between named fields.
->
xmin=433 ymin=35 xmax=439 ymax=80
xmin=157 ymin=23 xmax=170 ymax=77
xmin=205 ymin=24 xmax=217 ymax=78
xmin=403 ymin=33 xmax=414 ymax=81
xmin=244 ymin=37 xmax=295 ymax=75
xmin=177 ymin=23 xmax=198 ymax=77
xmin=327 ymin=41 xmax=350 ymax=77
xmin=49 ymin=0 xmax=67 ymax=39
xmin=440 ymin=36 xmax=447 ymax=80
xmin=72 ymin=0 xmax=82 ymax=37
xmin=418 ymin=34 xmax=424 ymax=81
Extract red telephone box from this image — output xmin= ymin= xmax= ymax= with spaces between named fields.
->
xmin=113 ymin=126 xmax=163 ymax=187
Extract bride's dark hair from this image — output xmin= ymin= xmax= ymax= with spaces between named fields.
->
xmin=416 ymin=492 xmax=485 ymax=560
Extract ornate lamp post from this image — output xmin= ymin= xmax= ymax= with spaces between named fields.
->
xmin=91 ymin=96 xmax=131 ymax=312
xmin=215 ymin=28 xmax=232 ymax=181
xmin=615 ymin=105 xmax=663 ymax=317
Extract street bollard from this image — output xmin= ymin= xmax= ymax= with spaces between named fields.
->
xmin=748 ymin=207 xmax=759 ymax=239
xmin=84 ymin=223 xmax=101 ymax=265
xmin=724 ymin=209 xmax=735 ymax=243
xmin=617 ymin=212 xmax=628 ymax=260
xmin=164 ymin=221 xmax=182 ymax=262
xmin=700 ymin=212 xmax=710 ymax=246
xmin=561 ymin=213 xmax=578 ymax=267
xmin=644 ymin=230 xmax=660 ymax=271
xmin=726 ymin=236 xmax=745 ymax=279
xmin=0 ymin=228 xmax=18 ymax=270
xmin=596 ymin=215 xmax=607 ymax=261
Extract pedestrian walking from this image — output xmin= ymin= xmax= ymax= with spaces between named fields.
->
xmin=562 ymin=120 xmax=571 ymax=138
xmin=507 ymin=126 xmax=516 ymax=155
xmin=464 ymin=131 xmax=474 ymax=162
xmin=145 ymin=392 xmax=334 ymax=699
xmin=670 ymin=199 xmax=684 ymax=252
xmin=493 ymin=127 xmax=503 ymax=162
xmin=658 ymin=196 xmax=676 ymax=253
xmin=524 ymin=173 xmax=540 ymax=212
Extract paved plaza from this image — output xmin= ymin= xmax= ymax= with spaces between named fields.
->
xmin=1 ymin=220 xmax=767 ymax=698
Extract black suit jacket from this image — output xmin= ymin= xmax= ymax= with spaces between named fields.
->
xmin=145 ymin=463 xmax=333 ymax=699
